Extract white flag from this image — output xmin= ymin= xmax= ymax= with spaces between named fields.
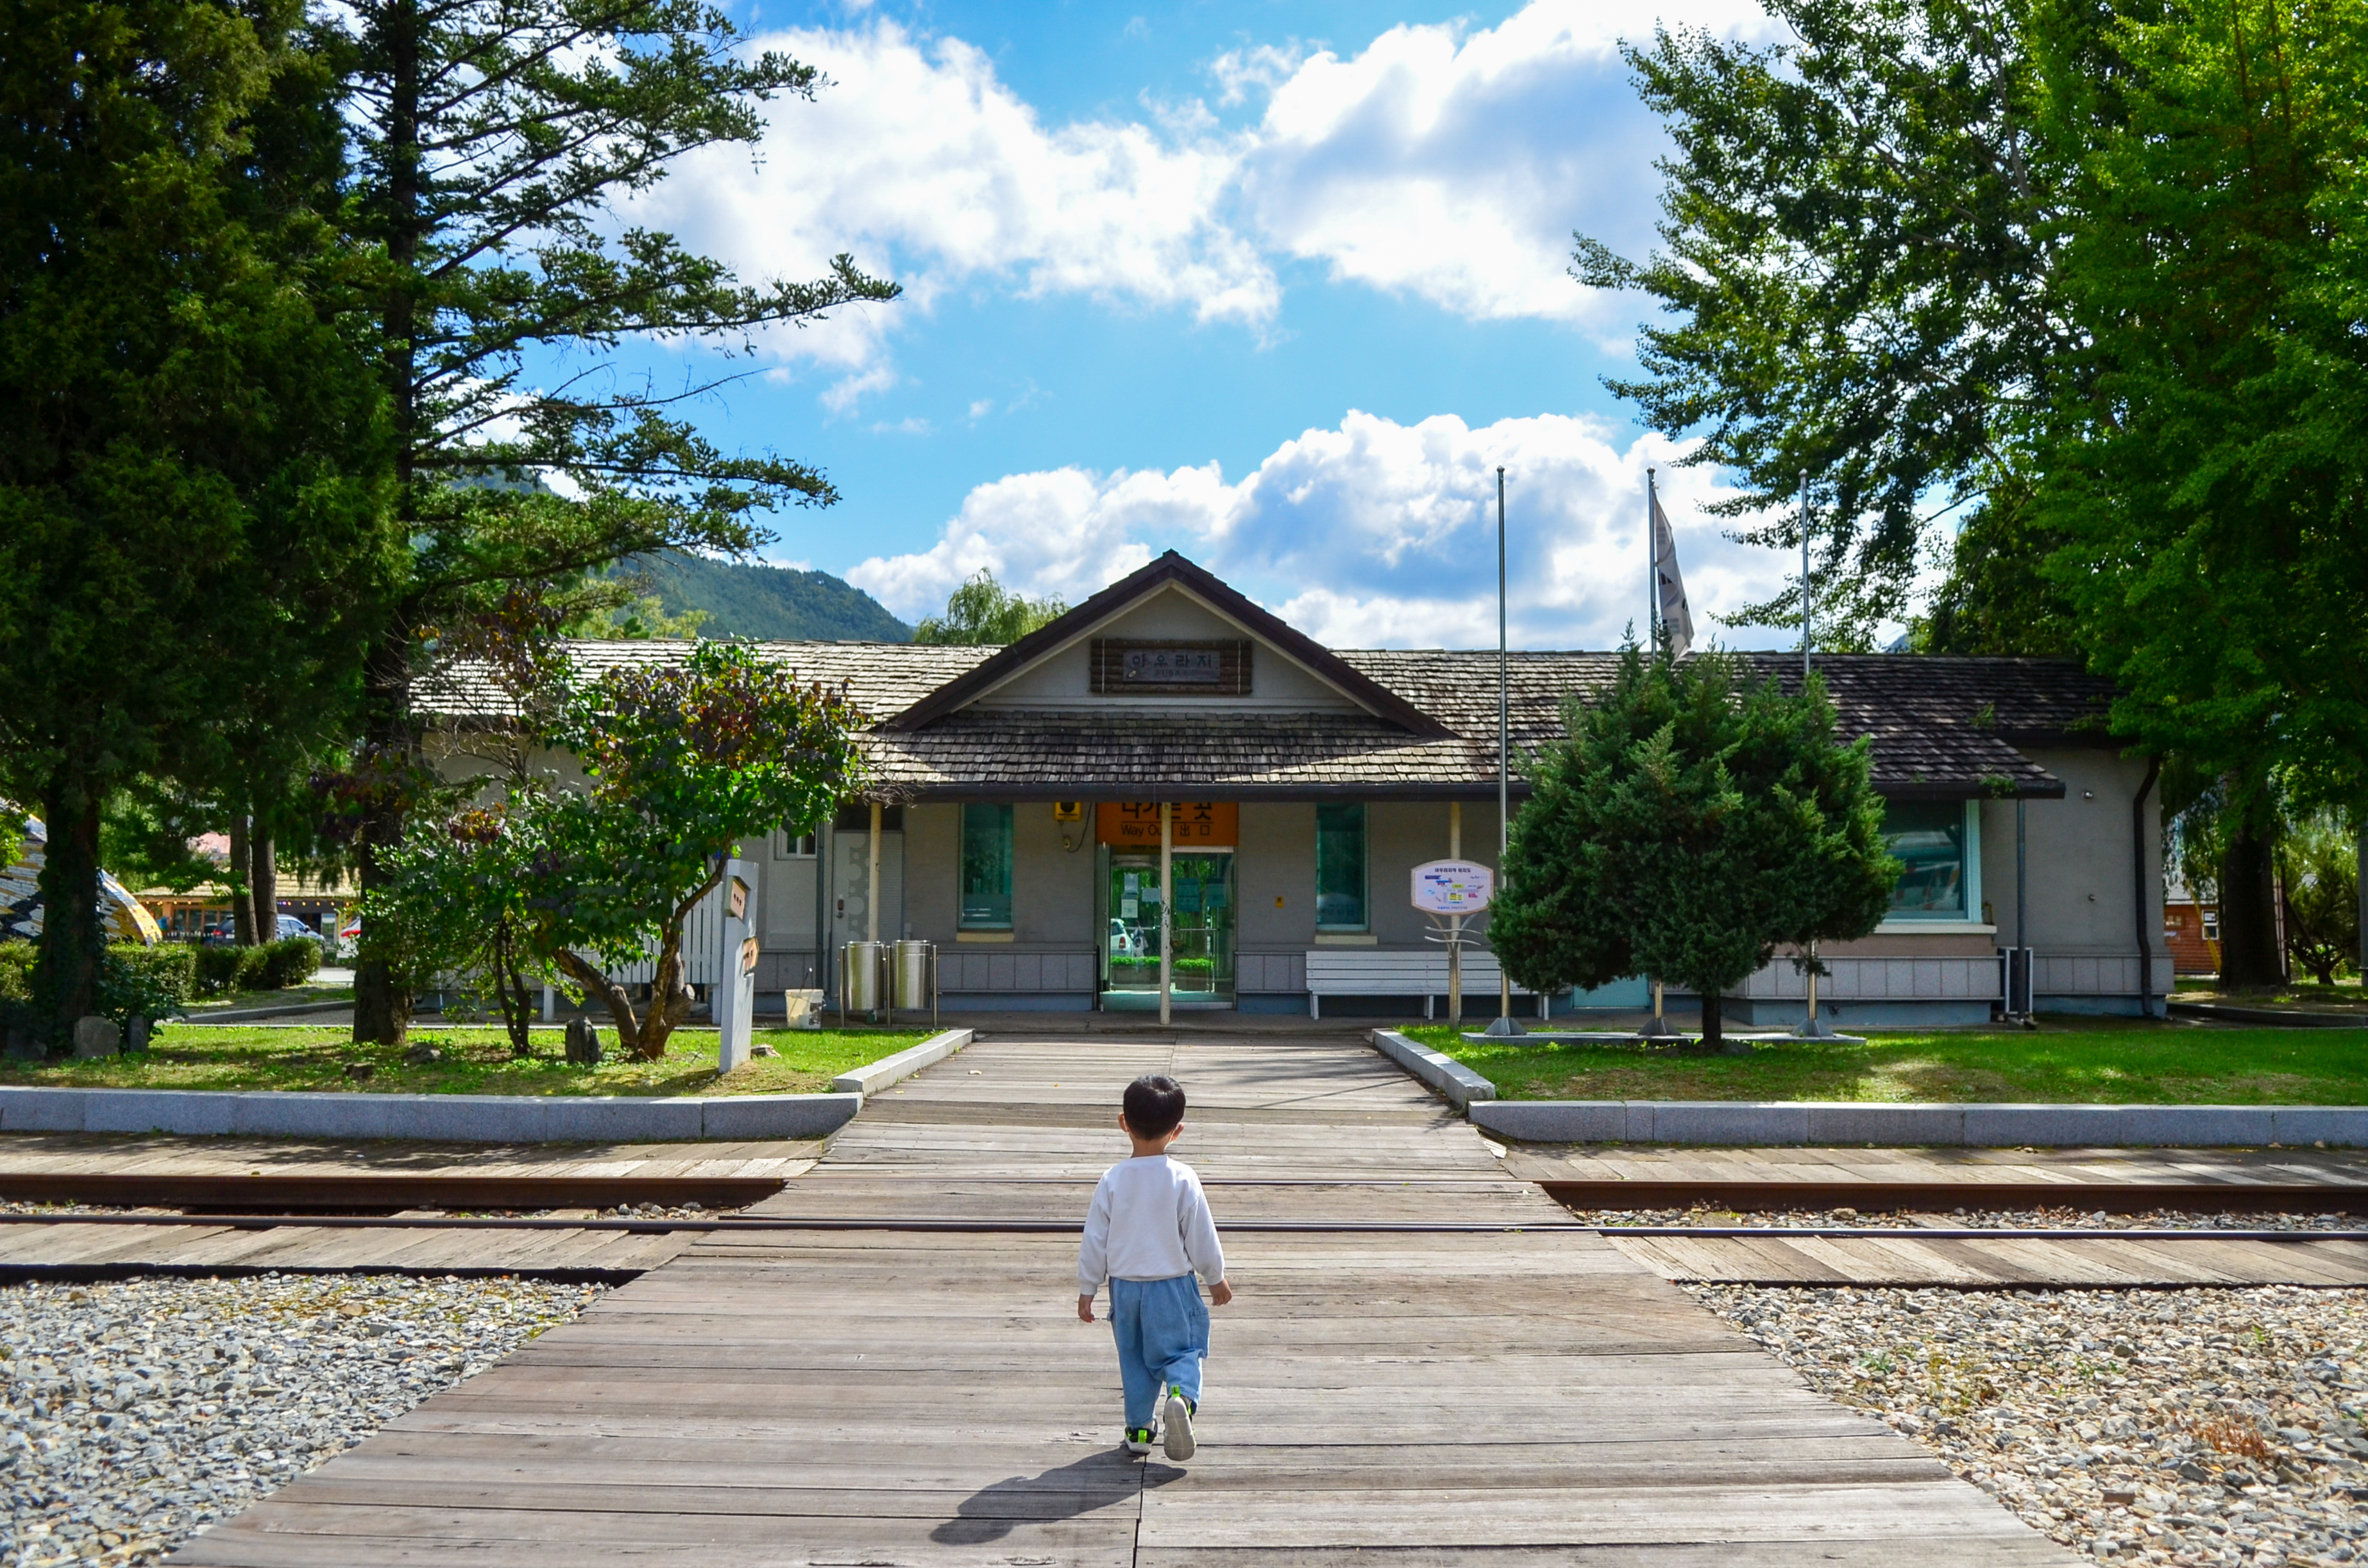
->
xmin=1650 ymin=487 xmax=1695 ymax=657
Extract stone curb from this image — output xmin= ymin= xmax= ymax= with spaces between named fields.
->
xmin=176 ymin=999 xmax=355 ymax=1024
xmin=1466 ymin=1099 xmax=2368 ymax=1147
xmin=1369 ymin=1030 xmax=1498 ymax=1111
xmin=831 ymin=1029 xmax=974 ymax=1096
xmin=0 ymin=1086 xmax=863 ymax=1143
xmin=2167 ymin=1001 xmax=2368 ymax=1029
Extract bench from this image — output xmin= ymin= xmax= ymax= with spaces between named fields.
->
xmin=1303 ymin=948 xmax=1550 ymax=1021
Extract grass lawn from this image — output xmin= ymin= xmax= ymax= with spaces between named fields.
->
xmin=0 ymin=1024 xmax=932 ymax=1097
xmin=1409 ymin=1016 xmax=2368 ymax=1104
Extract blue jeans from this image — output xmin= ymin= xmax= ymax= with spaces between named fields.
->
xmin=1107 ymin=1274 xmax=1209 ymax=1429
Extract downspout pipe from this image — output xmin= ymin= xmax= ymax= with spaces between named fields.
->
xmin=2134 ymin=757 xmax=2162 ymax=1019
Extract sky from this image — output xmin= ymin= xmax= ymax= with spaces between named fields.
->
xmin=593 ymin=0 xmax=1816 ymax=650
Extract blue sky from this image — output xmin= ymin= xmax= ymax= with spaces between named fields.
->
xmin=604 ymin=0 xmax=1809 ymax=648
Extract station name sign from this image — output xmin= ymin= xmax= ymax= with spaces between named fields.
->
xmin=1097 ymin=802 xmax=1237 ymax=848
xmin=1089 ymin=638 xmax=1253 ymax=696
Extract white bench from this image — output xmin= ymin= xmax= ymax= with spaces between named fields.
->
xmin=1303 ymin=948 xmax=1548 ymax=1021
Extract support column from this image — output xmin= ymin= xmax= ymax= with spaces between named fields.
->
xmin=867 ymin=802 xmax=882 ymax=947
xmin=1159 ymin=802 xmax=1172 ymax=1027
xmin=1448 ymin=802 xmax=1463 ymax=1026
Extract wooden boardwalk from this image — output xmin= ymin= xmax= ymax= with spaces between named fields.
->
xmin=173 ymin=1036 xmax=2070 ymax=1566
xmin=1605 ymin=1230 xmax=2368 ymax=1287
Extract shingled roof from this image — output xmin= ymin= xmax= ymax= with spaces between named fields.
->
xmin=413 ymin=551 xmax=2122 ymax=801
xmin=419 ymin=637 xmax=2117 ymax=801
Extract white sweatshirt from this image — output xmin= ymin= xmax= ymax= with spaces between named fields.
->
xmin=1076 ymin=1154 xmax=1225 ymax=1293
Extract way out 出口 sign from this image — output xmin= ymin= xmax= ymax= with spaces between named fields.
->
xmin=1096 ymin=803 xmax=1237 ymax=848
xmin=1412 ymin=859 xmax=1493 ymax=915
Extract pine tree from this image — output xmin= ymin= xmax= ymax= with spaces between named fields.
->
xmin=332 ymin=0 xmax=899 ymax=1042
xmin=1491 ymin=649 xmax=1898 ymax=1047
xmin=0 ymin=0 xmax=394 ymax=1039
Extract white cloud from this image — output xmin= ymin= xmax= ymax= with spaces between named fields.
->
xmin=638 ymin=17 xmax=1277 ymax=394
xmin=634 ymin=0 xmax=1786 ymax=404
xmin=843 ymin=409 xmax=1781 ymax=649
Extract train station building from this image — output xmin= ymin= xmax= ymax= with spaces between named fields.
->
xmin=442 ymin=551 xmax=2171 ymax=1026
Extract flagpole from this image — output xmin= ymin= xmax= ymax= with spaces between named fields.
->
xmin=1485 ymin=466 xmax=1523 ymax=1038
xmin=1797 ymin=473 xmax=1834 ymax=1037
xmin=1643 ymin=464 xmax=1668 ymax=1038
xmin=1801 ymin=475 xmax=1812 ymax=681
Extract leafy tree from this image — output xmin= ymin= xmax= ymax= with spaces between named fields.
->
xmin=0 ymin=0 xmax=394 ymax=1039
xmin=372 ymin=802 xmax=550 ymax=1054
xmin=371 ymin=643 xmax=863 ymax=1058
xmin=2026 ymin=0 xmax=2368 ymax=984
xmin=2280 ymin=815 xmax=2360 ymax=986
xmin=914 ymin=571 xmax=1068 ymax=646
xmin=1492 ymin=647 xmax=1899 ymax=1047
xmin=331 ymin=0 xmax=900 ymax=1045
xmin=1575 ymin=0 xmax=2091 ymax=646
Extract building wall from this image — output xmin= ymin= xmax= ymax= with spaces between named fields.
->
xmin=1977 ymin=748 xmax=2170 ymax=1011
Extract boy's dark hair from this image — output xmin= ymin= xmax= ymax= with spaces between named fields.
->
xmin=1122 ymin=1074 xmax=1187 ymax=1139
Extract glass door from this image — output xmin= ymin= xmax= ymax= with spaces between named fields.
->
xmin=1103 ymin=852 xmax=1235 ymax=1007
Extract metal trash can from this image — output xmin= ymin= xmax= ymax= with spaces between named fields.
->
xmin=892 ymin=940 xmax=931 ymax=1010
xmin=842 ymin=941 xmax=885 ymax=1015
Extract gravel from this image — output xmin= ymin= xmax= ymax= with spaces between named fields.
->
xmin=1579 ymin=1206 xmax=2366 ymax=1232
xmin=0 ymin=1272 xmax=602 ymax=1567
xmin=1688 ymin=1281 xmax=2368 ymax=1564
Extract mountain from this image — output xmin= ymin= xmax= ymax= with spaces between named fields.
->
xmin=627 ymin=554 xmax=914 ymax=643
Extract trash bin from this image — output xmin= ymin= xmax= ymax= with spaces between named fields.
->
xmin=843 ymin=941 xmax=885 ymax=1013
xmin=893 ymin=940 xmax=931 ymax=1011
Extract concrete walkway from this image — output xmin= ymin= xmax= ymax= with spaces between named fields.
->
xmin=172 ymin=1035 xmax=2071 ymax=1565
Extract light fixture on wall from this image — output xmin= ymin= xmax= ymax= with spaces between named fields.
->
xmin=1054 ymin=801 xmax=1086 ymax=852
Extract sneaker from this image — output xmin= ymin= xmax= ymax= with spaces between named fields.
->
xmin=1123 ymin=1426 xmax=1154 ymax=1455
xmin=1162 ymin=1388 xmax=1196 ymax=1460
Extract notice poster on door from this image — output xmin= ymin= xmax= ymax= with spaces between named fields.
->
xmin=1095 ymin=802 xmax=1237 ymax=848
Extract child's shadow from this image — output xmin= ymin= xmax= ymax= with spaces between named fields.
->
xmin=930 ymin=1448 xmax=1183 ymax=1545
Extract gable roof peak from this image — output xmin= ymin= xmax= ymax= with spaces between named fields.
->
xmin=879 ymin=552 xmax=1451 ymax=737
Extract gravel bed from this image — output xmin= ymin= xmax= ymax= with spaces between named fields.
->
xmin=1689 ymin=1281 xmax=2368 ymax=1564
xmin=1578 ymin=1206 xmax=2365 ymax=1231
xmin=1 ymin=1272 xmax=602 ymax=1566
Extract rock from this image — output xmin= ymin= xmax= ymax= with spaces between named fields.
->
xmin=750 ymin=1042 xmax=777 ymax=1058
xmin=71 ymin=1016 xmax=121 ymax=1058
xmin=125 ymin=1016 xmax=151 ymax=1052
xmin=343 ymin=1063 xmax=375 ymax=1081
xmin=402 ymin=1044 xmax=439 ymax=1066
xmin=0 ymin=1274 xmax=603 ymax=1564
xmin=563 ymin=1018 xmax=603 ymax=1066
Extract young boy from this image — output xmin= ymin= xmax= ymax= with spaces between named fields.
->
xmin=1076 ymin=1073 xmax=1232 ymax=1460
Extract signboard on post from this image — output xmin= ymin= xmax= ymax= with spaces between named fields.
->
xmin=1411 ymin=860 xmax=1494 ymax=915
xmin=714 ymin=862 xmax=760 ymax=1072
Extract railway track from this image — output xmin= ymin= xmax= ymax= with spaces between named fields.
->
xmin=8 ymin=1170 xmax=2368 ymax=1286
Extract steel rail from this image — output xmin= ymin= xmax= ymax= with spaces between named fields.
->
xmin=3 ymin=1211 xmax=2367 ymax=1242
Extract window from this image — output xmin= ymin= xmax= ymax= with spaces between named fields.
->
xmin=1881 ymin=800 xmax=1977 ymax=920
xmin=1315 ymin=802 xmax=1367 ymax=929
xmin=2202 ymin=910 xmax=2220 ymax=941
xmin=960 ymin=804 xmax=1014 ymax=929
xmin=772 ymin=830 xmax=816 ymax=860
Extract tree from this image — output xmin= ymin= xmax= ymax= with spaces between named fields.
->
xmin=373 ymin=642 xmax=863 ymax=1059
xmin=2280 ymin=815 xmax=2360 ymax=986
xmin=0 ymin=0 xmax=394 ymax=1040
xmin=914 ymin=571 xmax=1068 ymax=646
xmin=1574 ymin=0 xmax=2091 ymax=646
xmin=1491 ymin=647 xmax=1899 ymax=1048
xmin=332 ymin=0 xmax=900 ymax=1045
xmin=2025 ymin=0 xmax=2368 ymax=986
